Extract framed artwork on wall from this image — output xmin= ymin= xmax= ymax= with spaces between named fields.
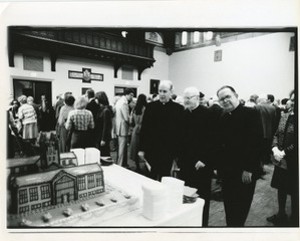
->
xmin=114 ymin=86 xmax=137 ymax=97
xmin=69 ymin=68 xmax=104 ymax=83
xmin=81 ymin=87 xmax=90 ymax=95
xmin=150 ymin=79 xmax=160 ymax=94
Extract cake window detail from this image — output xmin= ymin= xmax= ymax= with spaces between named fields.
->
xmin=56 ymin=176 xmax=74 ymax=191
xmin=31 ymin=203 xmax=41 ymax=210
xmin=41 ymin=185 xmax=50 ymax=199
xmin=95 ymin=173 xmax=102 ymax=187
xmin=29 ymin=187 xmax=39 ymax=201
xmin=87 ymin=174 xmax=95 ymax=189
xmin=78 ymin=176 xmax=86 ymax=191
xmin=42 ymin=201 xmax=51 ymax=207
xmin=19 ymin=205 xmax=29 ymax=213
xmin=19 ymin=189 xmax=28 ymax=204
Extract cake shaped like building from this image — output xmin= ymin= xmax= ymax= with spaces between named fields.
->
xmin=10 ymin=163 xmax=104 ymax=214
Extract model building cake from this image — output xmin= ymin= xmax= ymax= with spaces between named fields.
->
xmin=7 ymin=147 xmax=139 ymax=227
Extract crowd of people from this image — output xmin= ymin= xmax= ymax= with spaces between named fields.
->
xmin=7 ymin=81 xmax=297 ymax=227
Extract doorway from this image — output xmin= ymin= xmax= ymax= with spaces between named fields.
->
xmin=13 ymin=79 xmax=52 ymax=105
xmin=62 ymin=193 xmax=69 ymax=204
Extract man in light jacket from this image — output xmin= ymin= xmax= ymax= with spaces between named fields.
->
xmin=115 ymin=88 xmax=134 ymax=167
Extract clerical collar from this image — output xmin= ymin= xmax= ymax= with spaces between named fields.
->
xmin=224 ymin=104 xmax=241 ymax=115
xmin=189 ymin=104 xmax=200 ymax=112
xmin=160 ymin=100 xmax=171 ymax=105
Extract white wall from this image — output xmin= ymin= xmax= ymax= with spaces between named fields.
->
xmin=9 ymin=48 xmax=169 ymax=105
xmin=7 ymin=32 xmax=296 ymax=106
xmin=169 ymin=32 xmax=295 ymax=100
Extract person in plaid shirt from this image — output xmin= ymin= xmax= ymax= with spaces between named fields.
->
xmin=65 ymin=96 xmax=95 ymax=148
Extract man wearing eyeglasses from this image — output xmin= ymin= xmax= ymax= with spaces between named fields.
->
xmin=139 ymin=80 xmax=184 ymax=181
xmin=178 ymin=86 xmax=214 ymax=227
xmin=216 ymin=85 xmax=263 ymax=227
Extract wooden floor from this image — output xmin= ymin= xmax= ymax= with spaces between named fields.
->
xmin=208 ymin=164 xmax=291 ymax=227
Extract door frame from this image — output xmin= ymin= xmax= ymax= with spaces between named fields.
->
xmin=13 ymin=78 xmax=53 ymax=105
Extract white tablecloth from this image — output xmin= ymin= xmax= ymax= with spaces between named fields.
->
xmin=98 ymin=164 xmax=204 ymax=227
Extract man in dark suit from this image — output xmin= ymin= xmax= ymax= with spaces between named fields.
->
xmin=216 ymin=85 xmax=263 ymax=227
xmin=85 ymin=88 xmax=99 ymax=147
xmin=85 ymin=88 xmax=99 ymax=121
xmin=139 ymin=80 xmax=184 ymax=181
xmin=254 ymin=95 xmax=277 ymax=166
xmin=178 ymin=86 xmax=214 ymax=227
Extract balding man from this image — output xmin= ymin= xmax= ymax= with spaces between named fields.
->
xmin=178 ymin=87 xmax=214 ymax=227
xmin=216 ymin=85 xmax=263 ymax=227
xmin=139 ymin=80 xmax=184 ymax=181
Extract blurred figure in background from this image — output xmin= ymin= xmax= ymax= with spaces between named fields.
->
xmin=110 ymin=96 xmax=121 ymax=152
xmin=130 ymin=94 xmax=147 ymax=172
xmin=54 ymin=94 xmax=64 ymax=122
xmin=39 ymin=95 xmax=55 ymax=132
xmin=85 ymin=88 xmax=99 ymax=146
xmin=268 ymin=94 xmax=282 ymax=135
xmin=245 ymin=94 xmax=259 ymax=108
xmin=57 ymin=94 xmax=75 ymax=152
xmin=65 ymin=96 xmax=95 ymax=149
xmin=95 ymin=91 xmax=113 ymax=157
xmin=85 ymin=88 xmax=99 ymax=122
xmin=17 ymin=95 xmax=38 ymax=156
xmin=115 ymin=88 xmax=134 ymax=167
xmin=199 ymin=91 xmax=207 ymax=107
xmin=254 ymin=94 xmax=277 ymax=167
xmin=9 ymin=99 xmax=20 ymax=120
xmin=27 ymin=96 xmax=40 ymax=131
xmin=280 ymin=98 xmax=289 ymax=112
xmin=7 ymin=98 xmax=19 ymax=158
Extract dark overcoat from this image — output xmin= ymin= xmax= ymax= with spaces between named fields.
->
xmin=216 ymin=104 xmax=263 ymax=179
xmin=140 ymin=100 xmax=184 ymax=175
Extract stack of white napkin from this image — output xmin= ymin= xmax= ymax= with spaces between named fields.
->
xmin=161 ymin=177 xmax=185 ymax=212
xmin=70 ymin=147 xmax=100 ymax=166
xmin=142 ymin=182 xmax=168 ymax=221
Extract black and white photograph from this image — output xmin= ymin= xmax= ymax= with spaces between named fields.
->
xmin=1 ymin=1 xmax=299 ymax=241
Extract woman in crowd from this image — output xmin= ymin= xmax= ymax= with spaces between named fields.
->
xmin=7 ymin=99 xmax=19 ymax=158
xmin=110 ymin=96 xmax=121 ymax=152
xmin=94 ymin=91 xmax=113 ymax=156
xmin=65 ymin=96 xmax=95 ymax=149
xmin=17 ymin=95 xmax=38 ymax=156
xmin=39 ymin=95 xmax=56 ymax=132
xmin=10 ymin=99 xmax=20 ymax=120
xmin=129 ymin=94 xmax=147 ymax=171
xmin=57 ymin=94 xmax=75 ymax=152
xmin=27 ymin=96 xmax=41 ymax=131
xmin=267 ymin=90 xmax=297 ymax=226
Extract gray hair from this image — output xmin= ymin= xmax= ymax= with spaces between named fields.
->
xmin=18 ymin=95 xmax=27 ymax=104
xmin=27 ymin=96 xmax=34 ymax=104
xmin=159 ymin=80 xmax=174 ymax=91
xmin=74 ymin=96 xmax=88 ymax=110
xmin=183 ymin=87 xmax=200 ymax=96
